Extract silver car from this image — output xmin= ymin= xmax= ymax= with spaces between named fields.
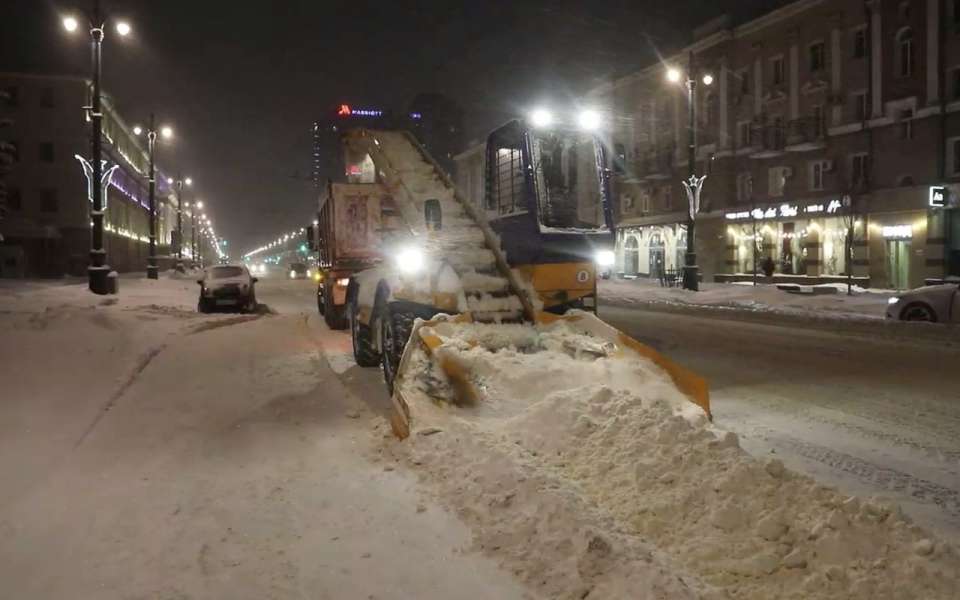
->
xmin=886 ymin=280 xmax=960 ymax=323
xmin=197 ymin=264 xmax=258 ymax=313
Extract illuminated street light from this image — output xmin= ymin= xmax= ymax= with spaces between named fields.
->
xmin=577 ymin=109 xmax=602 ymax=131
xmin=702 ymin=74 xmax=714 ymax=86
xmin=62 ymin=16 xmax=79 ymax=32
xmin=530 ymin=108 xmax=553 ymax=128
xmin=160 ymin=126 xmax=173 ymax=139
xmin=184 ymin=177 xmax=193 ymax=186
xmin=132 ymin=125 xmax=142 ymax=136
xmin=666 ymin=67 xmax=682 ymax=83
xmin=115 ymin=21 xmax=131 ymax=37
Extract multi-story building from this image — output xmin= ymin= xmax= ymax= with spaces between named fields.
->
xmin=0 ymin=72 xmax=187 ymax=277
xmin=595 ymin=0 xmax=960 ymax=289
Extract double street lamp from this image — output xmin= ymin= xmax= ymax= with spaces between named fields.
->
xmin=133 ymin=117 xmax=172 ymax=279
xmin=667 ymin=54 xmax=713 ymax=292
xmin=62 ymin=3 xmax=131 ymax=294
xmin=185 ymin=200 xmax=204 ymax=268
xmin=166 ymin=175 xmax=193 ymax=272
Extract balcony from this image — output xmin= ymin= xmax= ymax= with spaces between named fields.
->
xmin=749 ymin=123 xmax=786 ymax=159
xmin=785 ymin=116 xmax=827 ymax=152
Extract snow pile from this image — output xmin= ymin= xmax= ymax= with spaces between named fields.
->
xmin=387 ymin=319 xmax=960 ymax=599
xmin=600 ymin=278 xmax=892 ymax=321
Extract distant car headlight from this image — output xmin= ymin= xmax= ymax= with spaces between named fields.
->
xmin=396 ymin=247 xmax=425 ymax=274
xmin=888 ymin=297 xmax=900 ymax=305
xmin=289 ymin=270 xmax=296 ymax=278
xmin=306 ymin=269 xmax=312 ymax=278
xmin=313 ymin=272 xmax=322 ymax=282
xmin=595 ymin=250 xmax=615 ymax=267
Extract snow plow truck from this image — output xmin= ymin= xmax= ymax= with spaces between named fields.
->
xmin=321 ymin=118 xmax=711 ymax=437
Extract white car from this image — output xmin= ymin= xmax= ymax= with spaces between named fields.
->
xmin=886 ymin=280 xmax=960 ymax=323
xmin=197 ymin=264 xmax=258 ymax=313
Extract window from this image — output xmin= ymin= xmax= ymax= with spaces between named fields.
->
xmin=738 ymin=121 xmax=753 ymax=147
xmin=39 ymin=142 xmax=54 ymax=163
xmin=40 ymin=87 xmax=54 ymax=108
xmin=740 ymin=69 xmax=750 ymax=94
xmin=621 ymin=194 xmax=634 ymax=213
xmin=898 ymin=1 xmax=911 ymax=20
xmin=951 ymin=138 xmax=960 ymax=175
xmin=898 ymin=109 xmax=914 ymax=140
xmin=853 ymin=28 xmax=867 ymax=59
xmin=951 ymin=68 xmax=960 ymax=100
xmin=737 ymin=172 xmax=754 ymax=201
xmin=853 ymin=92 xmax=868 ymax=121
xmin=812 ymin=105 xmax=824 ymax=136
xmin=662 ymin=186 xmax=672 ymax=210
xmin=703 ymin=91 xmax=718 ymax=127
xmin=851 ymin=154 xmax=871 ymax=185
xmin=6 ymin=187 xmax=21 ymax=211
xmin=772 ymin=56 xmax=785 ymax=85
xmin=768 ymin=167 xmax=789 ymax=197
xmin=40 ymin=188 xmax=58 ymax=213
xmin=641 ymin=191 xmax=652 ymax=213
xmin=897 ymin=28 xmax=914 ymax=77
xmin=810 ymin=161 xmax=825 ymax=191
xmin=809 ymin=42 xmax=826 ymax=72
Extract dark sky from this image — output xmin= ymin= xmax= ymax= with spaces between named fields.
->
xmin=2 ymin=0 xmax=786 ymax=254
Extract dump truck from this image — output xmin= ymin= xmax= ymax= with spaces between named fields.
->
xmin=326 ymin=118 xmax=710 ymax=437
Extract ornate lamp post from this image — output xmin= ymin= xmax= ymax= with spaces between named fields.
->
xmin=133 ymin=118 xmax=172 ymax=279
xmin=62 ymin=4 xmax=131 ymax=293
xmin=667 ymin=53 xmax=713 ymax=291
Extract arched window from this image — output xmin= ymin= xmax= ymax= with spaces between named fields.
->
xmin=649 ymin=233 xmax=665 ymax=277
xmin=896 ymin=28 xmax=913 ymax=78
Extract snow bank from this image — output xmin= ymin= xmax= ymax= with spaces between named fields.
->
xmin=385 ymin=319 xmax=960 ymax=599
xmin=601 ymin=278 xmax=892 ymax=321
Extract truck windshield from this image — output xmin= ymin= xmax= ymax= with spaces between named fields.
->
xmin=531 ymin=131 xmax=607 ymax=231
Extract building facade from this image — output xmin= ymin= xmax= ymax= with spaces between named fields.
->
xmin=0 ymin=73 xmax=189 ymax=277
xmin=596 ymin=0 xmax=960 ymax=289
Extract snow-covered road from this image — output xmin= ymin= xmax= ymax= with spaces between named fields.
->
xmin=600 ymin=302 xmax=960 ymax=543
xmin=0 ymin=277 xmax=529 ymax=599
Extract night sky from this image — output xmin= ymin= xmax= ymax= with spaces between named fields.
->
xmin=2 ymin=0 xmax=787 ymax=254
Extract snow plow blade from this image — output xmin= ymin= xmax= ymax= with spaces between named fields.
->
xmin=389 ymin=311 xmax=711 ymax=440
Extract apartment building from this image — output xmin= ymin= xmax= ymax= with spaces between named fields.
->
xmin=596 ymin=0 xmax=960 ymax=289
xmin=0 ymin=73 xmax=185 ymax=277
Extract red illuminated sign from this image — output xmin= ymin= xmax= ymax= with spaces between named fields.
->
xmin=337 ymin=104 xmax=352 ymax=116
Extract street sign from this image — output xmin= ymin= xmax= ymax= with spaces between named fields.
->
xmin=930 ymin=186 xmax=947 ymax=208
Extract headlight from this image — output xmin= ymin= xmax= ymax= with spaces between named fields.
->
xmin=396 ymin=247 xmax=425 ymax=274
xmin=888 ymin=297 xmax=900 ymax=305
xmin=595 ymin=250 xmax=615 ymax=267
xmin=289 ymin=270 xmax=296 ymax=278
xmin=578 ymin=109 xmax=602 ymax=131
xmin=306 ymin=269 xmax=312 ymax=278
xmin=313 ymin=272 xmax=322 ymax=282
xmin=337 ymin=278 xmax=350 ymax=287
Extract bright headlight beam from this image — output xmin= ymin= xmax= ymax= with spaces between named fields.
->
xmin=578 ymin=109 xmax=602 ymax=131
xmin=595 ymin=250 xmax=615 ymax=267
xmin=396 ymin=247 xmax=425 ymax=274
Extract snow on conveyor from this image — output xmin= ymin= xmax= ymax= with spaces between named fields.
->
xmin=381 ymin=317 xmax=960 ymax=600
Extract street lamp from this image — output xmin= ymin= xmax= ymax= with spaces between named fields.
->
xmin=172 ymin=175 xmax=193 ymax=272
xmin=62 ymin=3 xmax=132 ymax=294
xmin=133 ymin=116 xmax=172 ymax=279
xmin=666 ymin=53 xmax=713 ymax=292
xmin=191 ymin=200 xmax=204 ymax=267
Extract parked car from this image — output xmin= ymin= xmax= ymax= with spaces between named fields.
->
xmin=197 ymin=264 xmax=258 ymax=313
xmin=886 ymin=279 xmax=960 ymax=323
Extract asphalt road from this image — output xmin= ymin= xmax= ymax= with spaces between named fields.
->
xmin=600 ymin=301 xmax=960 ymax=542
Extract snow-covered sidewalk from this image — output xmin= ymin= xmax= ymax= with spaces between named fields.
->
xmin=600 ymin=278 xmax=893 ymax=322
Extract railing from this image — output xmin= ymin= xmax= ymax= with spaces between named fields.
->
xmin=754 ymin=123 xmax=786 ymax=152
xmin=786 ymin=116 xmax=826 ymax=146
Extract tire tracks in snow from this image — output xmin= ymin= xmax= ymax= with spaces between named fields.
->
xmin=773 ymin=434 xmax=960 ymax=520
xmin=73 ymin=344 xmax=167 ymax=449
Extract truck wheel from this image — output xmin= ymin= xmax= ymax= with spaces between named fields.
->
xmin=323 ymin=279 xmax=348 ymax=330
xmin=350 ymin=302 xmax=380 ymax=367
xmin=379 ymin=303 xmax=415 ymax=395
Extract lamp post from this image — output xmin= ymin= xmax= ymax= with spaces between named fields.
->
xmin=190 ymin=200 xmax=203 ymax=268
xmin=170 ymin=175 xmax=192 ymax=272
xmin=668 ymin=53 xmax=713 ymax=292
xmin=63 ymin=4 xmax=131 ymax=294
xmin=134 ymin=117 xmax=172 ymax=279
